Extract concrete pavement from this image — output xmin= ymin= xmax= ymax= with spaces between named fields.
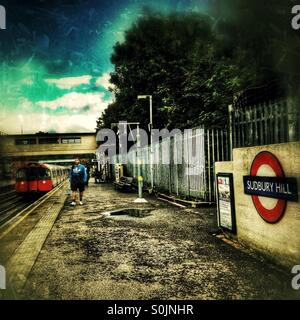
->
xmin=21 ymin=182 xmax=299 ymax=299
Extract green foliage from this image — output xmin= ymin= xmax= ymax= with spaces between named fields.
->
xmin=98 ymin=1 xmax=297 ymax=130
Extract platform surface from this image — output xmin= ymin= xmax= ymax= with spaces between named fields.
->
xmin=2 ymin=182 xmax=299 ymax=299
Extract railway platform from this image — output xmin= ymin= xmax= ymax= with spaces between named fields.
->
xmin=0 ymin=182 xmax=299 ymax=299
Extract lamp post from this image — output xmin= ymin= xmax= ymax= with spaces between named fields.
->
xmin=135 ymin=124 xmax=143 ymax=201
xmin=114 ymin=121 xmax=147 ymax=203
xmin=128 ymin=122 xmax=147 ymax=203
xmin=137 ymin=95 xmax=154 ymax=193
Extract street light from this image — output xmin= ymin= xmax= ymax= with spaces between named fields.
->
xmin=134 ymin=123 xmax=148 ymax=203
xmin=113 ymin=121 xmax=147 ymax=203
xmin=137 ymin=95 xmax=154 ymax=192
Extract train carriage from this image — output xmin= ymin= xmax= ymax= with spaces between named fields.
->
xmin=15 ymin=162 xmax=69 ymax=194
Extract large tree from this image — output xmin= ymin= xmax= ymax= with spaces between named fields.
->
xmin=98 ymin=1 xmax=297 ymax=130
xmin=98 ymin=12 xmax=219 ymax=130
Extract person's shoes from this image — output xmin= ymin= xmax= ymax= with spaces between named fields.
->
xmin=79 ymin=201 xmax=83 ymax=205
xmin=71 ymin=201 xmax=76 ymax=206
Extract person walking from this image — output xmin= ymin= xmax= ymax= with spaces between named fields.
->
xmin=70 ymin=158 xmax=87 ymax=206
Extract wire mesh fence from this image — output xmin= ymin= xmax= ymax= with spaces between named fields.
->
xmin=111 ymin=96 xmax=297 ymax=203
xmin=112 ymin=126 xmax=230 ymax=202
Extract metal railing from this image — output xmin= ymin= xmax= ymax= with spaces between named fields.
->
xmin=229 ymin=97 xmax=299 ymax=149
xmin=112 ymin=95 xmax=298 ymax=203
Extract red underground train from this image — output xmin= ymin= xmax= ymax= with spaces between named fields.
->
xmin=15 ymin=162 xmax=69 ymax=194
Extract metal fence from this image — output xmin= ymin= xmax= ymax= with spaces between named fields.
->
xmin=113 ymin=126 xmax=230 ymax=202
xmin=229 ymin=98 xmax=300 ymax=149
xmin=112 ymin=95 xmax=298 ymax=203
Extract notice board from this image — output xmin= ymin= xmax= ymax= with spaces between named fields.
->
xmin=216 ymin=173 xmax=236 ymax=233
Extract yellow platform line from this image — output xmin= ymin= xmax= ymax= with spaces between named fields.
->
xmin=0 ymin=180 xmax=67 ymax=240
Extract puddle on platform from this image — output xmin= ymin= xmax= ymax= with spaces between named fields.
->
xmin=102 ymin=208 xmax=153 ymax=218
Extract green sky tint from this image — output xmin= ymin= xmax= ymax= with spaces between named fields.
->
xmin=0 ymin=60 xmax=113 ymax=133
xmin=0 ymin=0 xmax=211 ymax=134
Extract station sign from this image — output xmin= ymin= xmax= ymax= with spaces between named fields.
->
xmin=243 ymin=151 xmax=298 ymax=223
xmin=243 ymin=176 xmax=298 ymax=201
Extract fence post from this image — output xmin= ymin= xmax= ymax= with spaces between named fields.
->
xmin=176 ymin=139 xmax=179 ymax=196
xmin=216 ymin=128 xmax=220 ymax=162
xmin=274 ymin=101 xmax=279 ymax=143
xmin=253 ymin=104 xmax=258 ymax=145
xmin=207 ymin=129 xmax=211 ymax=202
xmin=220 ymin=129 xmax=224 ymax=161
xmin=287 ymin=96 xmax=297 ymax=142
xmin=228 ymin=105 xmax=233 ymax=160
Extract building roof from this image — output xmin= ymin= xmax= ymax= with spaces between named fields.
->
xmin=5 ymin=132 xmax=96 ymax=138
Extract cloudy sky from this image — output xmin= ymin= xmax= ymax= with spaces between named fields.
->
xmin=0 ymin=0 xmax=210 ymax=134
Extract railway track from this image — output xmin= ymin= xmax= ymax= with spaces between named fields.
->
xmin=0 ymin=194 xmax=37 ymax=226
xmin=0 ymin=189 xmax=16 ymax=200
xmin=0 ymin=184 xmax=14 ymax=194
xmin=0 ymin=181 xmax=67 ymax=239
xmin=0 ymin=192 xmax=21 ymax=206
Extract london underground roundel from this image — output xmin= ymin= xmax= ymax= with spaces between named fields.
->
xmin=249 ymin=151 xmax=286 ymax=223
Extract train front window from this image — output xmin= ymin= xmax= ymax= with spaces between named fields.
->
xmin=27 ymin=167 xmax=38 ymax=180
xmin=16 ymin=169 xmax=27 ymax=179
xmin=38 ymin=168 xmax=51 ymax=179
